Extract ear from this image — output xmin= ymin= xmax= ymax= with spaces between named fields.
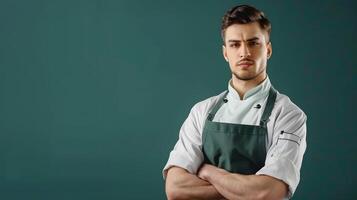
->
xmin=267 ymin=42 xmax=272 ymax=59
xmin=223 ymin=45 xmax=228 ymax=62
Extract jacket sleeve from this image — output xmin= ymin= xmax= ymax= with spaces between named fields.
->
xmin=162 ymin=104 xmax=205 ymax=179
xmin=256 ymin=106 xmax=307 ymax=199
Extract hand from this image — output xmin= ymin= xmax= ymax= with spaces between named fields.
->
xmin=197 ymin=164 xmax=211 ymax=181
xmin=198 ymin=164 xmax=227 ymax=181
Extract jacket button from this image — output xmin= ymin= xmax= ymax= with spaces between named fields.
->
xmin=254 ymin=104 xmax=261 ymax=109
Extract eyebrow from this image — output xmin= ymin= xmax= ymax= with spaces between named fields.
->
xmin=227 ymin=37 xmax=260 ymax=43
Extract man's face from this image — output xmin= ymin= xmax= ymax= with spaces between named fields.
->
xmin=223 ymin=22 xmax=272 ymax=81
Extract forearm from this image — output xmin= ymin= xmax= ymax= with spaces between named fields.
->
xmin=199 ymin=165 xmax=287 ymax=200
xmin=165 ymin=167 xmax=225 ymax=200
xmin=208 ymin=172 xmax=274 ymax=200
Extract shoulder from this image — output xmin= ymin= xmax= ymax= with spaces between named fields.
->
xmin=179 ymin=91 xmax=226 ymax=134
xmin=273 ymin=91 xmax=307 ymax=127
xmin=191 ymin=91 xmax=226 ymax=115
xmin=187 ymin=91 xmax=226 ymax=127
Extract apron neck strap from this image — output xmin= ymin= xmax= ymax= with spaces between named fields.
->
xmin=259 ymin=86 xmax=277 ymax=127
xmin=207 ymin=91 xmax=229 ymax=121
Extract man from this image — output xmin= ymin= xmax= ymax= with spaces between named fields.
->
xmin=163 ymin=5 xmax=307 ymax=200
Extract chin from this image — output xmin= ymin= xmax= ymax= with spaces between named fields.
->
xmin=233 ymin=73 xmax=255 ymax=81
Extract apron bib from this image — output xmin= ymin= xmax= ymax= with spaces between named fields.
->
xmin=202 ymin=87 xmax=277 ymax=174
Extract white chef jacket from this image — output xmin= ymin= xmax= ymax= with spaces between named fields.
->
xmin=163 ymin=76 xmax=307 ymax=198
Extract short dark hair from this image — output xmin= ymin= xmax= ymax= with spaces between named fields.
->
xmin=221 ymin=5 xmax=271 ymax=44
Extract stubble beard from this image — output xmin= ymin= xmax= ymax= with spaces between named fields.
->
xmin=232 ymin=66 xmax=266 ymax=81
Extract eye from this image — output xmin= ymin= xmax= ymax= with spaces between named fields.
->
xmin=229 ymin=43 xmax=239 ymax=48
xmin=248 ymin=41 xmax=260 ymax=46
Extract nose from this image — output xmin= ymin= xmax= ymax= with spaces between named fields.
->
xmin=240 ymin=43 xmax=251 ymax=58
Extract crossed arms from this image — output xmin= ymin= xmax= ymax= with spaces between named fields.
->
xmin=165 ymin=164 xmax=288 ymax=200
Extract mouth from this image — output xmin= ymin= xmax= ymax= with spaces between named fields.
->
xmin=238 ymin=62 xmax=253 ymax=69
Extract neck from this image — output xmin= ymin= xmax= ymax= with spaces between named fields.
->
xmin=231 ymin=72 xmax=267 ymax=100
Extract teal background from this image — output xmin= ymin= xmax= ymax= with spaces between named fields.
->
xmin=0 ymin=0 xmax=356 ymax=199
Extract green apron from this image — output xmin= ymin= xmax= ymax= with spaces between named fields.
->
xmin=202 ymin=87 xmax=277 ymax=175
